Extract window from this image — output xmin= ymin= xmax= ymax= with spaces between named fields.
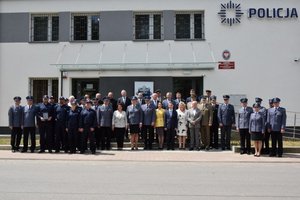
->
xmin=31 ymin=14 xmax=59 ymax=42
xmin=175 ymin=12 xmax=204 ymax=40
xmin=134 ymin=13 xmax=163 ymax=40
xmin=71 ymin=13 xmax=100 ymax=41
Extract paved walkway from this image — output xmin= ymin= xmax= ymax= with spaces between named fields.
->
xmin=1 ymin=149 xmax=299 ymax=163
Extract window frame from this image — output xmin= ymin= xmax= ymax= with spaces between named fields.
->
xmin=175 ymin=11 xmax=205 ymax=40
xmin=133 ymin=12 xmax=164 ymax=41
xmin=71 ymin=13 xmax=100 ymax=42
xmin=30 ymin=13 xmax=59 ymax=42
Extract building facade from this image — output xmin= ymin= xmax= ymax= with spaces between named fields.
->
xmin=0 ymin=0 xmax=300 ymax=128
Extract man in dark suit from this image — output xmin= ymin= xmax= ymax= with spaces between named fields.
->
xmin=164 ymin=102 xmax=178 ymax=150
xmin=162 ymin=92 xmax=175 ymax=109
xmin=210 ymin=95 xmax=219 ymax=149
xmin=141 ymin=96 xmax=156 ymax=150
xmin=174 ymin=91 xmax=185 ymax=109
xmin=186 ymin=89 xmax=198 ymax=103
xmin=8 ymin=96 xmax=23 ymax=152
xmin=151 ymin=93 xmax=160 ymax=109
xmin=218 ymin=95 xmax=235 ymax=150
xmin=118 ymin=90 xmax=131 ymax=111
xmin=267 ymin=97 xmax=286 ymax=157
xmin=187 ymin=101 xmax=202 ymax=151
xmin=108 ymin=92 xmax=117 ymax=111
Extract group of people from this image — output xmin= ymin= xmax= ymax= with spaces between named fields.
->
xmin=8 ymin=89 xmax=286 ymax=157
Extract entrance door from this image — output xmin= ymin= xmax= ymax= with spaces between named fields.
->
xmin=72 ymin=78 xmax=99 ymax=99
xmin=173 ymin=77 xmax=203 ymax=100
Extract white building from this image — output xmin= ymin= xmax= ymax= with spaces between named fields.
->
xmin=0 ymin=0 xmax=300 ymax=129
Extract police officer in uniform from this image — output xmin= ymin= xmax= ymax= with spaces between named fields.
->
xmin=8 ymin=96 xmax=23 ymax=152
xmin=141 ymin=96 xmax=156 ymax=150
xmin=267 ymin=97 xmax=286 ymax=157
xmin=218 ymin=95 xmax=235 ymax=150
xmin=236 ymin=98 xmax=253 ymax=154
xmin=37 ymin=95 xmax=54 ymax=153
xmin=263 ymin=99 xmax=274 ymax=154
xmin=22 ymin=96 xmax=37 ymax=153
xmin=66 ymin=100 xmax=81 ymax=154
xmin=79 ymin=99 xmax=97 ymax=154
xmin=54 ymin=96 xmax=69 ymax=153
xmin=98 ymin=97 xmax=113 ymax=150
xmin=210 ymin=95 xmax=219 ymax=149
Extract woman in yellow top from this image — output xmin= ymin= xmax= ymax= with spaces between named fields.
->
xmin=155 ymin=102 xmax=165 ymax=150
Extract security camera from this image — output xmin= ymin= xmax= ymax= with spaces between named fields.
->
xmin=294 ymin=58 xmax=300 ymax=62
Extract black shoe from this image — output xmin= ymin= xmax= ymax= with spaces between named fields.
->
xmin=91 ymin=151 xmax=96 ymax=154
xmin=205 ymin=147 xmax=210 ymax=151
xmin=80 ymin=151 xmax=85 ymax=154
xmin=131 ymin=147 xmax=134 ymax=150
xmin=38 ymin=150 xmax=45 ymax=153
xmin=247 ymin=151 xmax=251 ymax=155
xmin=31 ymin=150 xmax=35 ymax=153
xmin=240 ymin=151 xmax=245 ymax=155
xmin=197 ymin=147 xmax=201 ymax=151
xmin=189 ymin=148 xmax=194 ymax=151
xmin=49 ymin=150 xmax=53 ymax=153
xmin=55 ymin=150 xmax=59 ymax=153
xmin=278 ymin=155 xmax=282 ymax=157
xmin=143 ymin=147 xmax=148 ymax=150
xmin=269 ymin=154 xmax=276 ymax=157
xmin=21 ymin=149 xmax=27 ymax=153
xmin=221 ymin=147 xmax=225 ymax=151
xmin=226 ymin=147 xmax=231 ymax=150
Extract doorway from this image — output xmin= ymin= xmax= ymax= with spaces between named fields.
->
xmin=173 ymin=77 xmax=203 ymax=100
xmin=72 ymin=78 xmax=99 ymax=99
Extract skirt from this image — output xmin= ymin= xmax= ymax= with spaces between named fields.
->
xmin=129 ymin=124 xmax=140 ymax=134
xmin=251 ymin=132 xmax=263 ymax=141
xmin=156 ymin=127 xmax=164 ymax=136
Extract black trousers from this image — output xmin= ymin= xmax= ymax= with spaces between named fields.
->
xmin=55 ymin=122 xmax=67 ymax=152
xmin=262 ymin=129 xmax=271 ymax=154
xmin=271 ymin=131 xmax=283 ymax=156
xmin=115 ymin=128 xmax=125 ymax=149
xmin=95 ymin=127 xmax=101 ymax=149
xmin=166 ymin=128 xmax=176 ymax=150
xmin=81 ymin=128 xmax=96 ymax=153
xmin=221 ymin=125 xmax=232 ymax=149
xmin=100 ymin=127 xmax=112 ymax=150
xmin=11 ymin=127 xmax=22 ymax=150
xmin=23 ymin=127 xmax=36 ymax=151
xmin=210 ymin=124 xmax=219 ymax=148
xmin=67 ymin=128 xmax=78 ymax=153
xmin=239 ymin=128 xmax=251 ymax=153
xmin=142 ymin=125 xmax=154 ymax=149
xmin=39 ymin=122 xmax=53 ymax=151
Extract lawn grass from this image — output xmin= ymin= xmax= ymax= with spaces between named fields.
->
xmin=1 ymin=132 xmax=299 ymax=146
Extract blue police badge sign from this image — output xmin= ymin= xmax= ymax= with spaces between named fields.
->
xmin=218 ymin=1 xmax=244 ymax=26
xmin=222 ymin=50 xmax=231 ymax=60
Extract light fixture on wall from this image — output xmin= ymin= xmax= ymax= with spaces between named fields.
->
xmin=62 ymin=72 xmax=68 ymax=78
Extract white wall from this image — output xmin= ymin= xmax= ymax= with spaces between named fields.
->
xmin=1 ymin=0 xmax=300 ymax=127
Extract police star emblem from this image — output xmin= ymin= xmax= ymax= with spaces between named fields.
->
xmin=218 ymin=1 xmax=244 ymax=26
